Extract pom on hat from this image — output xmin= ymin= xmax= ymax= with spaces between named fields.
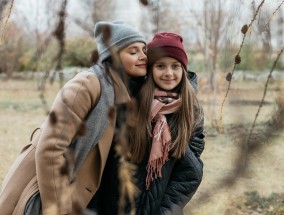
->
xmin=94 ymin=21 xmax=146 ymax=62
xmin=147 ymin=32 xmax=188 ymax=71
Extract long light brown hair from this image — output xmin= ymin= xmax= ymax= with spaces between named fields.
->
xmin=129 ymin=66 xmax=202 ymax=163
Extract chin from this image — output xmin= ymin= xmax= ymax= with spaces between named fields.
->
xmin=158 ymin=86 xmax=170 ymax=91
xmin=136 ymin=71 xmax=147 ymax=77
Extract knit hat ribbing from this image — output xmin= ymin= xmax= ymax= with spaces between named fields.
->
xmin=147 ymin=32 xmax=188 ymax=70
xmin=94 ymin=21 xmax=146 ymax=62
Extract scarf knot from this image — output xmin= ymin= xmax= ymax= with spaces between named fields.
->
xmin=146 ymin=89 xmax=181 ymax=190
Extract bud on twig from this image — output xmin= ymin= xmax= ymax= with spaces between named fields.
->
xmin=90 ymin=50 xmax=99 ymax=64
xmin=226 ymin=72 xmax=232 ymax=82
xmin=108 ymin=106 xmax=116 ymax=120
xmin=235 ymin=54 xmax=241 ymax=64
xmin=77 ymin=122 xmax=87 ymax=136
xmin=140 ymin=0 xmax=149 ymax=6
xmin=49 ymin=111 xmax=57 ymax=125
xmin=102 ymin=25 xmax=111 ymax=43
xmin=241 ymin=24 xmax=248 ymax=34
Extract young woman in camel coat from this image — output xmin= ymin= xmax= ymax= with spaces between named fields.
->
xmin=0 ymin=20 xmax=147 ymax=215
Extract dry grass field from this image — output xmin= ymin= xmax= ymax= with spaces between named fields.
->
xmin=0 ymin=75 xmax=283 ymax=214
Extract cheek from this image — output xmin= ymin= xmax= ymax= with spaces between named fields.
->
xmin=122 ymin=58 xmax=138 ymax=76
xmin=119 ymin=53 xmax=133 ymax=69
xmin=177 ymin=70 xmax=183 ymax=81
xmin=152 ymin=70 xmax=160 ymax=82
xmin=153 ymin=75 xmax=158 ymax=85
xmin=123 ymin=58 xmax=131 ymax=67
xmin=124 ymin=60 xmax=136 ymax=73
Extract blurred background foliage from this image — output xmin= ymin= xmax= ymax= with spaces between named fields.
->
xmin=1 ymin=20 xmax=283 ymax=74
xmin=0 ymin=0 xmax=283 ymax=76
xmin=0 ymin=21 xmax=96 ymax=73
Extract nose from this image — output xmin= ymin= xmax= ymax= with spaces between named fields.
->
xmin=138 ymin=51 xmax=147 ymax=61
xmin=164 ymin=67 xmax=173 ymax=76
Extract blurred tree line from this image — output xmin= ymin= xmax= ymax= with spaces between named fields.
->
xmin=0 ymin=21 xmax=96 ymax=73
xmin=0 ymin=0 xmax=283 ymax=78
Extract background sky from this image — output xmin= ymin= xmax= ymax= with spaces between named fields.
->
xmin=7 ymin=0 xmax=284 ymax=50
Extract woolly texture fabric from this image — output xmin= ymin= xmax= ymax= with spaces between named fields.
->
xmin=146 ymin=88 xmax=181 ymax=190
xmin=94 ymin=21 xmax=146 ymax=62
xmin=147 ymin=32 xmax=188 ymax=70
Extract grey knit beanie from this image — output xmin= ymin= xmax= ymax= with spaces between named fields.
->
xmin=94 ymin=21 xmax=146 ymax=62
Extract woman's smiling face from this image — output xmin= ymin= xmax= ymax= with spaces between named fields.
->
xmin=119 ymin=42 xmax=147 ymax=78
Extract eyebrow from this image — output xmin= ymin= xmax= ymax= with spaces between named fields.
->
xmin=155 ymin=60 xmax=181 ymax=64
xmin=127 ymin=45 xmax=146 ymax=50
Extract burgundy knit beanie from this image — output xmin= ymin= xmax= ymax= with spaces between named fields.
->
xmin=147 ymin=32 xmax=188 ymax=71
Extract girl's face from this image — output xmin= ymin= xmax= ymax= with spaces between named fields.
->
xmin=119 ymin=42 xmax=147 ymax=78
xmin=152 ymin=57 xmax=183 ymax=91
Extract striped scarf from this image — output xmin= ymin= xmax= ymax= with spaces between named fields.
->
xmin=146 ymin=88 xmax=181 ymax=190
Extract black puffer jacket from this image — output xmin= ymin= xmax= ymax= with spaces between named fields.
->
xmin=135 ymin=117 xmax=204 ymax=215
xmin=87 ymin=71 xmax=205 ymax=215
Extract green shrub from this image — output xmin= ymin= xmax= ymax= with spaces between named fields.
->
xmin=19 ymin=39 xmax=58 ymax=72
xmin=63 ymin=38 xmax=96 ymax=67
xmin=17 ymin=37 xmax=96 ymax=71
xmin=0 ymin=22 xmax=30 ymax=74
xmin=244 ymin=191 xmax=284 ymax=214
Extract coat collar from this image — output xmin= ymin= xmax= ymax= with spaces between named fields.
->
xmin=110 ymin=70 xmax=131 ymax=104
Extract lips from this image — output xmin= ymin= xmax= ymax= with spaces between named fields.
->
xmin=136 ymin=64 xmax=146 ymax=68
xmin=161 ymin=79 xmax=174 ymax=82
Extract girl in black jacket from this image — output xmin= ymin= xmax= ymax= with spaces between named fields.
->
xmin=131 ymin=32 xmax=204 ymax=215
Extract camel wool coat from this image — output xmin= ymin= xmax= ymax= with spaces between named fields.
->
xmin=0 ymin=69 xmax=130 ymax=215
